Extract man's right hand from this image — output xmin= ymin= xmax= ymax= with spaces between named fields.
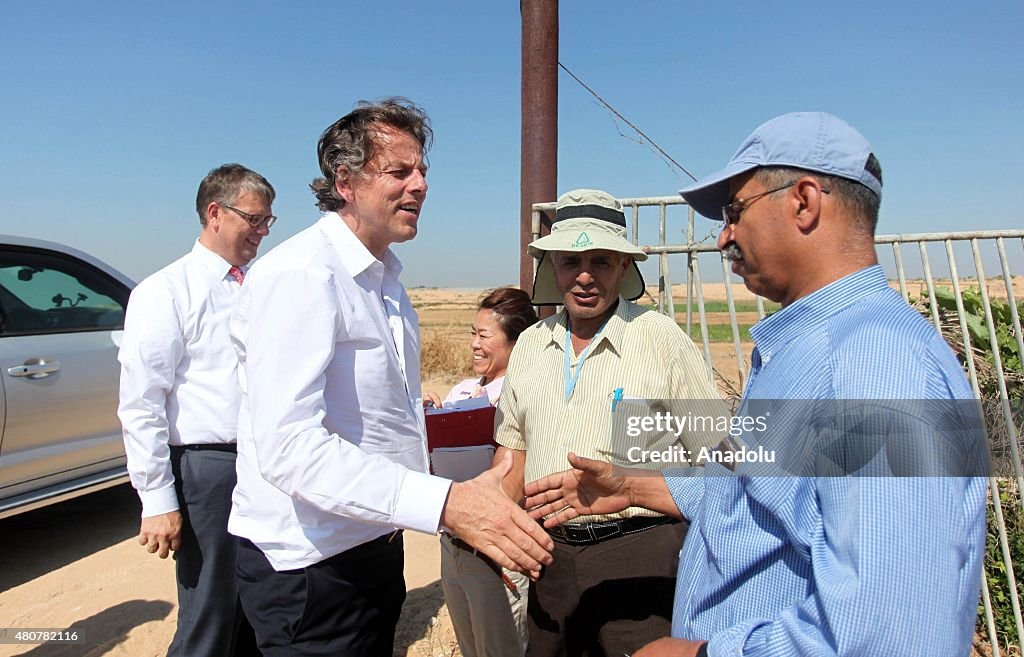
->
xmin=139 ymin=511 xmax=182 ymax=559
xmin=523 ymin=452 xmax=632 ymax=527
xmin=441 ymin=451 xmax=554 ymax=579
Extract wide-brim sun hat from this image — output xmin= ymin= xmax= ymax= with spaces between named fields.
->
xmin=528 ymin=189 xmax=647 ymax=305
xmin=679 ymin=111 xmax=882 ymax=221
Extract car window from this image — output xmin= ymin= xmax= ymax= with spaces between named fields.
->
xmin=0 ymin=247 xmax=129 ymax=336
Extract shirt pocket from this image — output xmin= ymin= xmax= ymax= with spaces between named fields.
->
xmin=601 ymin=396 xmax=662 ymax=466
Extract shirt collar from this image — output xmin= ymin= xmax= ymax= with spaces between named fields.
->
xmin=749 ymin=264 xmax=888 ymax=362
xmin=191 ymin=240 xmax=241 ymax=280
xmin=547 ymin=296 xmax=629 ymax=356
xmin=317 ymin=212 xmax=404 ymax=279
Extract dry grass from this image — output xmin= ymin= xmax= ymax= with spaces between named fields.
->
xmin=421 ymin=329 xmax=474 ymax=380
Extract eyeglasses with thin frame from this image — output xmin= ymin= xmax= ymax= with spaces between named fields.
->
xmin=721 ymin=182 xmax=830 ymax=226
xmin=224 ymin=204 xmax=277 ymax=230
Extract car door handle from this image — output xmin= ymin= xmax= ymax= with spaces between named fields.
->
xmin=7 ymin=361 xmax=61 ymax=378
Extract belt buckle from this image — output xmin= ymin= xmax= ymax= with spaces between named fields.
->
xmin=565 ymin=524 xmax=590 ymax=544
xmin=547 ymin=524 xmax=576 ymax=544
xmin=590 ymin=521 xmax=622 ymax=542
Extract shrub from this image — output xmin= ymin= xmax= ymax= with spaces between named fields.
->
xmin=921 ymin=287 xmax=1022 ymax=401
xmin=915 ymin=288 xmax=1023 ymax=653
xmin=979 ymin=481 xmax=1024 ymax=654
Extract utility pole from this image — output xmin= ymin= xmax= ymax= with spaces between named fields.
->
xmin=520 ymin=0 xmax=558 ymax=295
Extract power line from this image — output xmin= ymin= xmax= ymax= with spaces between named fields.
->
xmin=558 ymin=62 xmax=698 ymax=182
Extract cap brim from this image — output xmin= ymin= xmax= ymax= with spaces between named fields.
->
xmin=679 ymin=160 xmax=760 ymax=221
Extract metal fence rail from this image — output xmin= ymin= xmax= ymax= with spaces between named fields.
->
xmin=532 ymin=197 xmax=1024 ymax=654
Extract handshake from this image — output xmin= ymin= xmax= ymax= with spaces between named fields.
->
xmin=443 ymin=450 xmax=653 ymax=578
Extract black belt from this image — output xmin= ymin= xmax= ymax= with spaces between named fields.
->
xmin=170 ymin=443 xmax=237 ymax=453
xmin=545 ymin=516 xmax=678 ymax=545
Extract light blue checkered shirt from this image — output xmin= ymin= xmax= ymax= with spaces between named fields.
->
xmin=667 ymin=265 xmax=987 ymax=656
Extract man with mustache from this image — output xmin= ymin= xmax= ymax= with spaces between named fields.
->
xmin=525 ymin=113 xmax=987 ymax=656
xmin=228 ymin=98 xmax=553 ymax=657
xmin=494 ymin=189 xmax=724 ymax=657
xmin=119 ymin=163 xmax=275 ymax=657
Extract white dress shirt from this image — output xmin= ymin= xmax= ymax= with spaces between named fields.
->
xmin=118 ymin=241 xmax=247 ymax=517
xmin=228 ymin=214 xmax=452 ymax=571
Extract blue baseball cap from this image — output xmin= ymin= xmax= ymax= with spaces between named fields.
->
xmin=679 ymin=112 xmax=882 ymax=220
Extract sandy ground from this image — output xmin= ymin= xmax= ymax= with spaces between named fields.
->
xmin=0 ymin=484 xmax=459 ymax=657
xmin=0 ymin=375 xmax=468 ymax=657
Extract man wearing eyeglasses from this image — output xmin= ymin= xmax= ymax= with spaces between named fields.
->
xmin=119 ymin=163 xmax=275 ymax=657
xmin=525 ymin=112 xmax=987 ymax=656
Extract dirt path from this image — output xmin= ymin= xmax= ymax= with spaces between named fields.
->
xmin=0 ymin=485 xmax=458 ymax=657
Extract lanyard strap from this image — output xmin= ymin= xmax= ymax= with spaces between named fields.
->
xmin=563 ymin=316 xmax=610 ymax=402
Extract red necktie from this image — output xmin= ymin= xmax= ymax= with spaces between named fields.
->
xmin=228 ymin=266 xmax=245 ymax=285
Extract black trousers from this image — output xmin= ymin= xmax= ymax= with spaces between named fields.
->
xmin=527 ymin=520 xmax=687 ymax=657
xmin=236 ymin=532 xmax=406 ymax=657
xmin=169 ymin=447 xmax=259 ymax=657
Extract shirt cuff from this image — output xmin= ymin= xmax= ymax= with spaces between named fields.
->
xmin=392 ymin=470 xmax=452 ymax=534
xmin=139 ymin=485 xmax=180 ymax=518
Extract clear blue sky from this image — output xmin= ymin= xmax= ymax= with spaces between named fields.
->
xmin=1 ymin=1 xmax=1021 ymax=287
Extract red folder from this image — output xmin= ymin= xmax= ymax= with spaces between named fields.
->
xmin=425 ymin=406 xmax=497 ymax=450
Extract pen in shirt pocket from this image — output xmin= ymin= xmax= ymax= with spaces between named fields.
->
xmin=610 ymin=387 xmax=624 ymax=412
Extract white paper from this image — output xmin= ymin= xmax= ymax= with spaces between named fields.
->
xmin=445 ymin=396 xmax=490 ymax=411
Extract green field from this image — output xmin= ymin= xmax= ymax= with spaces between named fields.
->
xmin=683 ymin=323 xmax=754 ymax=343
xmin=638 ymin=301 xmax=769 ymax=341
xmin=685 ymin=300 xmax=778 ymax=313
xmin=645 ymin=300 xmax=780 ymax=314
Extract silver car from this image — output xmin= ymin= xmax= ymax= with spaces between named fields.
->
xmin=0 ymin=235 xmax=134 ymax=518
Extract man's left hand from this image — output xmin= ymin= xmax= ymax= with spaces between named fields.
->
xmin=524 ymin=452 xmax=631 ymax=527
xmin=634 ymin=637 xmax=707 ymax=656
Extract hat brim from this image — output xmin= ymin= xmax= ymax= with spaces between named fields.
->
xmin=530 ymin=253 xmax=646 ymax=306
xmin=527 ymin=232 xmax=648 ymax=261
xmin=679 ymin=160 xmax=760 ymax=221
